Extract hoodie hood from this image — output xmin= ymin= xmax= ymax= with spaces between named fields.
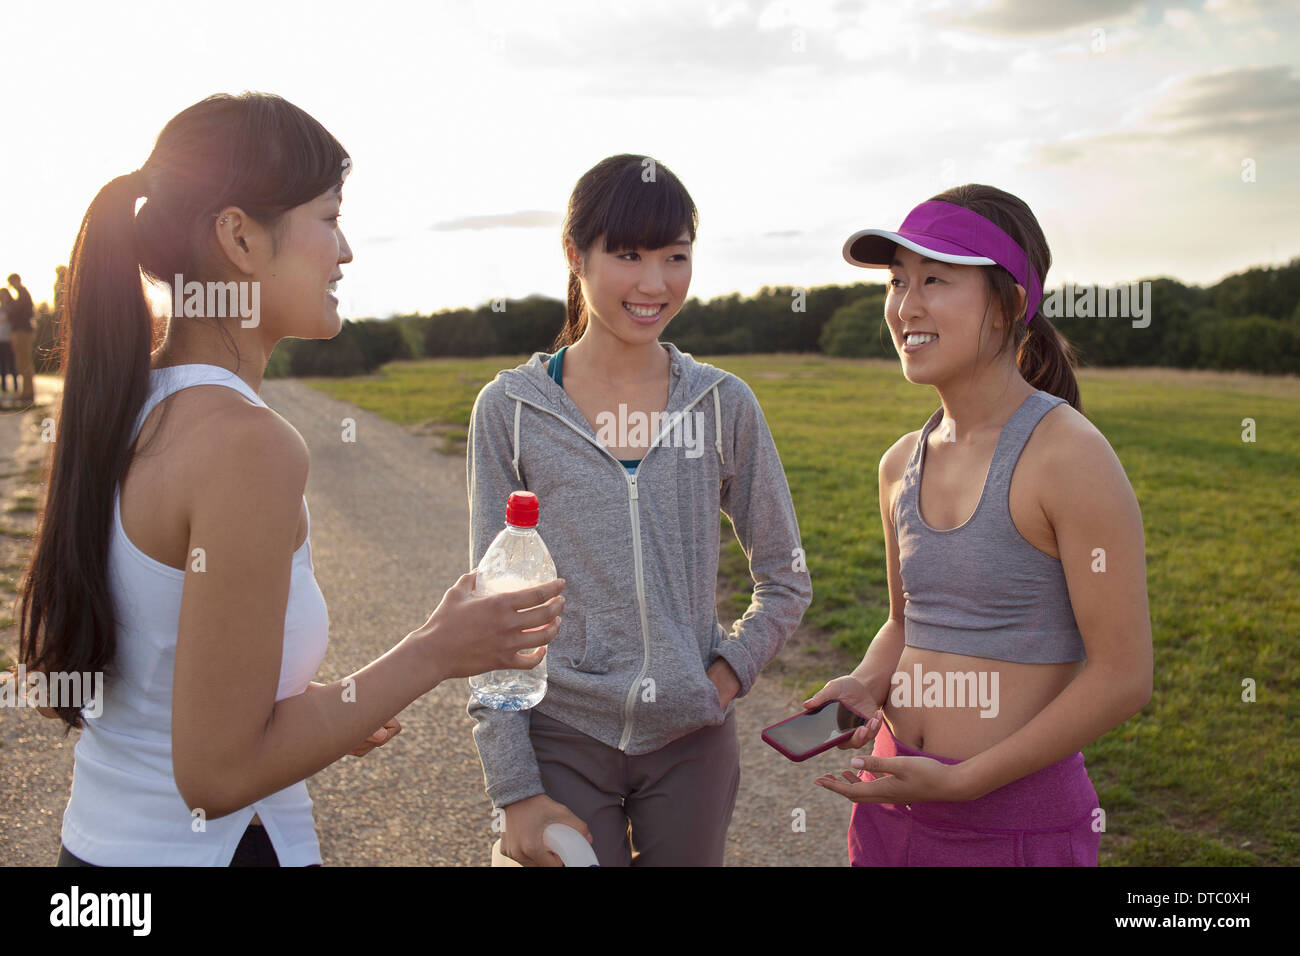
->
xmin=500 ymin=341 xmax=727 ymax=416
xmin=496 ymin=341 xmax=731 ymax=481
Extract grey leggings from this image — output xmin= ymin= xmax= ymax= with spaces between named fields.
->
xmin=529 ymin=708 xmax=740 ymax=866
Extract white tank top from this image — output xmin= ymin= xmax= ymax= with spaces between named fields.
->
xmin=61 ymin=364 xmax=330 ymax=865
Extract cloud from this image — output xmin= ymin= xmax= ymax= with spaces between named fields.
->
xmin=1148 ymin=65 xmax=1300 ymax=141
xmin=431 ymin=210 xmax=563 ymax=231
xmin=941 ymin=0 xmax=1143 ymax=35
xmin=1035 ymin=65 xmax=1300 ymax=163
xmin=1204 ymin=0 xmax=1278 ymax=23
xmin=487 ymin=0 xmax=939 ymax=93
xmin=763 ymin=229 xmax=805 ymax=238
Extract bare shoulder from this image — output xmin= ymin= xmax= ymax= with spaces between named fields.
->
xmin=1033 ymin=402 xmax=1119 ymax=466
xmin=879 ymin=428 xmax=922 ymax=486
xmin=878 ymin=428 xmax=922 ymax=530
xmin=1030 ymin=402 xmax=1136 ymax=512
xmin=165 ymin=387 xmax=309 ymax=495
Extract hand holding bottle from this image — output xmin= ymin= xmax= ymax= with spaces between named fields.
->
xmin=502 ymin=793 xmax=594 ymax=867
xmin=470 ymin=491 xmax=559 ymax=710
xmin=407 ymin=569 xmax=565 ymax=683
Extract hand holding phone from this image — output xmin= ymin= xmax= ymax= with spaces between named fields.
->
xmin=762 ymin=701 xmax=879 ymax=762
xmin=806 ymin=674 xmax=887 ymax=748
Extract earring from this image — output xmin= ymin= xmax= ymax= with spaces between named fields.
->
xmin=218 ymin=217 xmax=229 ymax=225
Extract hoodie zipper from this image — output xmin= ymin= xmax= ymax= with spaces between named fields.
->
xmin=505 ymin=377 xmax=724 ymax=752
xmin=620 ymin=472 xmax=650 ymax=750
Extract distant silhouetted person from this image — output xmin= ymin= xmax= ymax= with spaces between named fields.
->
xmin=6 ymin=273 xmax=36 ymax=403
xmin=0 ymin=288 xmax=17 ymax=395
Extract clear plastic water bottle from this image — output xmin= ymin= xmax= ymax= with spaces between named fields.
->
xmin=469 ymin=491 xmax=556 ymax=710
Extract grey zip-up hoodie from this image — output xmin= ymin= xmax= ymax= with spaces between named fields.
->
xmin=466 ymin=342 xmax=812 ymax=809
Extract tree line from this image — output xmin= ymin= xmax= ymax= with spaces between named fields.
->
xmin=29 ymin=258 xmax=1300 ymax=377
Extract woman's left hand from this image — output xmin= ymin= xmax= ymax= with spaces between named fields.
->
xmin=707 ymin=660 xmax=741 ymax=710
xmin=815 ymin=753 xmax=974 ymax=804
xmin=348 ymin=717 xmax=401 ymax=758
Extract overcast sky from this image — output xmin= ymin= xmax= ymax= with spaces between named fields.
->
xmin=3 ymin=0 xmax=1297 ymax=318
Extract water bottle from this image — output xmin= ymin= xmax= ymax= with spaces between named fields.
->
xmin=469 ymin=491 xmax=556 ymax=710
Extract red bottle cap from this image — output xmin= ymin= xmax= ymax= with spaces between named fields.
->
xmin=505 ymin=491 xmax=539 ymax=527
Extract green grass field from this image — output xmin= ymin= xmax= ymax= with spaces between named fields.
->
xmin=304 ymin=354 xmax=1299 ymax=866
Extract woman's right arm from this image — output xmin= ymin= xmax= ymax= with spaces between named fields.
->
xmin=465 ymin=384 xmax=547 ymax=809
xmin=465 ymin=384 xmax=592 ymax=865
xmin=170 ymin=404 xmax=564 ymax=820
xmin=805 ymin=433 xmax=915 ymax=745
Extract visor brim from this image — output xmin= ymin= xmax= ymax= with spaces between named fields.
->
xmin=843 ymin=229 xmax=997 ymax=269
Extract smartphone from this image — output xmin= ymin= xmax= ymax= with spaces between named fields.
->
xmin=762 ymin=701 xmax=872 ymax=762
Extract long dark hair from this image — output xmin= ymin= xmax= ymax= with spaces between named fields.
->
xmin=19 ymin=92 xmax=349 ymax=730
xmin=551 ymin=154 xmax=698 ymax=350
xmin=929 ymin=184 xmax=1082 ymax=411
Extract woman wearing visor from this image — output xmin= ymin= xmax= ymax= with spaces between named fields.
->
xmin=807 ymin=184 xmax=1152 ymax=865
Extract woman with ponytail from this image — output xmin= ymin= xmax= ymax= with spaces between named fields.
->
xmin=466 ymin=154 xmax=812 ymax=865
xmin=19 ymin=92 xmax=565 ymax=866
xmin=806 ymin=184 xmax=1152 ymax=865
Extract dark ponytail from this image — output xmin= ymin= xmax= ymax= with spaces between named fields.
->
xmin=16 ymin=172 xmax=154 ymax=729
xmin=1017 ymin=310 xmax=1082 ymax=410
xmin=18 ymin=93 xmax=348 ymax=731
xmin=551 ymin=154 xmax=698 ymax=350
xmin=558 ymin=270 xmax=585 ymax=350
xmin=929 ymin=184 xmax=1082 ymax=412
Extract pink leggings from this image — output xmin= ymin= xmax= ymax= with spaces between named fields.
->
xmin=848 ymin=722 xmax=1100 ymax=866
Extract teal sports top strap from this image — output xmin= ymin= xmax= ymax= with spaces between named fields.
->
xmin=547 ymin=346 xmax=642 ymax=472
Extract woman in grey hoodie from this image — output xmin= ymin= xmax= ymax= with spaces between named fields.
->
xmin=467 ymin=154 xmax=813 ymax=866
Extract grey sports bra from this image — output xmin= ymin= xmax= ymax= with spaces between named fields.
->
xmin=894 ymin=390 xmax=1086 ymax=664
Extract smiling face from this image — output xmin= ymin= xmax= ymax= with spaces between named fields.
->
xmin=571 ymin=232 xmax=692 ymax=344
xmin=885 ymin=245 xmax=1014 ymax=385
xmin=256 ymin=183 xmax=353 ymax=340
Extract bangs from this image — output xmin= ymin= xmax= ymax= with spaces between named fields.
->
xmin=582 ymin=156 xmax=696 ymax=253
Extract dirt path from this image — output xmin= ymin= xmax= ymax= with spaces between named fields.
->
xmin=1 ymin=375 xmax=857 ymax=866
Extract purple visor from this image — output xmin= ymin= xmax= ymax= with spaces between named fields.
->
xmin=843 ymin=200 xmax=1043 ymax=324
